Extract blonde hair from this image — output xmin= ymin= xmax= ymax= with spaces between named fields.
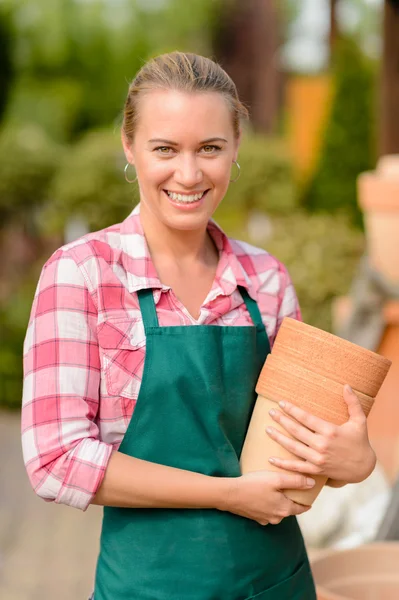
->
xmin=123 ymin=51 xmax=248 ymax=143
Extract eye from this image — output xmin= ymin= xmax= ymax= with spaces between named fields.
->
xmin=201 ymin=145 xmax=222 ymax=154
xmin=154 ymin=146 xmax=174 ymax=155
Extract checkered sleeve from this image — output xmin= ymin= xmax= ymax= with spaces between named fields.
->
xmin=21 ymin=248 xmax=113 ymax=511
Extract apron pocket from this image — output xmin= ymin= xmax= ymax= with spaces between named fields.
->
xmin=245 ymin=560 xmax=316 ymax=600
xmin=98 ymin=319 xmax=146 ymax=399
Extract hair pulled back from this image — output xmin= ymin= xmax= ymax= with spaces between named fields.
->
xmin=123 ymin=52 xmax=248 ymax=144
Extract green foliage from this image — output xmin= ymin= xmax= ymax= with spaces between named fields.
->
xmin=0 ymin=8 xmax=14 ymax=122
xmin=302 ymin=37 xmax=376 ymax=226
xmin=43 ymin=129 xmax=136 ymax=233
xmin=264 ymin=211 xmax=365 ymax=331
xmin=5 ymin=0 xmax=221 ymax=139
xmin=216 ymin=134 xmax=297 ymax=223
xmin=0 ymin=278 xmax=37 ymax=409
xmin=6 ymin=77 xmax=83 ymax=142
xmin=0 ymin=125 xmax=61 ymax=225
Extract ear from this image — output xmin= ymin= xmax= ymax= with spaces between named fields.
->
xmin=121 ymin=131 xmax=135 ymax=165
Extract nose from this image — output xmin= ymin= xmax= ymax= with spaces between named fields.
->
xmin=174 ymin=153 xmax=203 ymax=187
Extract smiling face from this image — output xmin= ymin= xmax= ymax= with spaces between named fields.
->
xmin=122 ymin=89 xmax=240 ymax=232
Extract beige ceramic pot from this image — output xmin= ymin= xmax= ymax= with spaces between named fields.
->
xmin=311 ymin=542 xmax=399 ymax=599
xmin=272 ymin=318 xmax=391 ymax=397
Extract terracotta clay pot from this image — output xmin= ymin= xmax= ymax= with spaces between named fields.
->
xmin=240 ymin=318 xmax=391 ymax=505
xmin=272 ymin=318 xmax=391 ymax=397
xmin=311 ymin=542 xmax=399 ymax=599
xmin=358 ymin=154 xmax=399 ymax=284
xmin=257 ymin=354 xmax=375 ymax=424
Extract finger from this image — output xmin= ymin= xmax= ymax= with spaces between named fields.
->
xmin=277 ymin=401 xmax=333 ymax=436
xmin=272 ymin=472 xmax=315 ymax=490
xmin=290 ymin=502 xmax=312 ymax=516
xmin=268 ymin=456 xmax=321 ymax=475
xmin=266 ymin=426 xmax=321 ymax=464
xmin=268 ymin=409 xmax=316 ymax=446
xmin=343 ymin=384 xmax=366 ymax=422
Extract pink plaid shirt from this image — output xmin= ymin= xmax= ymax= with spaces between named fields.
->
xmin=22 ymin=204 xmax=301 ymax=511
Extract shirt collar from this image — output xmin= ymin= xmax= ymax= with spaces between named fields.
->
xmin=120 ymin=203 xmax=254 ymax=302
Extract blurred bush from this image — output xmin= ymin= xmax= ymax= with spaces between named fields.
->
xmin=0 ymin=279 xmax=38 ymax=409
xmin=0 ymin=7 xmax=14 ymax=122
xmin=42 ymin=129 xmax=136 ymax=233
xmin=223 ymin=134 xmax=297 ymax=215
xmin=301 ymin=37 xmax=376 ymax=226
xmin=6 ymin=77 xmax=83 ymax=142
xmin=262 ymin=211 xmax=364 ymax=331
xmin=0 ymin=124 xmax=61 ymax=226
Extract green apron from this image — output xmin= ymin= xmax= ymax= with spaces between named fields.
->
xmin=94 ymin=287 xmax=316 ymax=599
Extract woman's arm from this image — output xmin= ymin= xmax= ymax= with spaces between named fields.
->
xmin=91 ymin=450 xmax=315 ymax=526
xmin=91 ymin=451 xmax=228 ymax=509
xmin=22 ymin=249 xmax=113 ymax=511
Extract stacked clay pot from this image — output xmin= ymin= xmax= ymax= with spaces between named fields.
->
xmin=240 ymin=317 xmax=392 ymax=505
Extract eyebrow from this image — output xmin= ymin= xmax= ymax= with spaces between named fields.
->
xmin=148 ymin=137 xmax=228 ymax=145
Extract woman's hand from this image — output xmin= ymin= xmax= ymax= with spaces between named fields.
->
xmin=224 ymin=470 xmax=315 ymax=526
xmin=265 ymin=384 xmax=377 ymax=484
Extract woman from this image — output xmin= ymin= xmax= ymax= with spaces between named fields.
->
xmin=22 ymin=52 xmax=376 ymax=599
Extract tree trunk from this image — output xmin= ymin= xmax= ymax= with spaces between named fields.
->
xmin=380 ymin=0 xmax=399 ymax=155
xmin=213 ymin=0 xmax=281 ymax=134
xmin=329 ymin=0 xmax=339 ymax=61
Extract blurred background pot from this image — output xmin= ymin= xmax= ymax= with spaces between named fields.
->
xmin=311 ymin=542 xmax=399 ymax=599
xmin=358 ymin=155 xmax=399 ymax=284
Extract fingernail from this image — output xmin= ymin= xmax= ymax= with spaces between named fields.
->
xmin=306 ymin=478 xmax=315 ymax=487
xmin=279 ymin=401 xmax=286 ymax=408
xmin=266 ymin=427 xmax=273 ymax=434
xmin=269 ymin=409 xmax=276 ymax=417
xmin=269 ymin=458 xmax=276 ymax=464
xmin=344 ymin=384 xmax=353 ymax=393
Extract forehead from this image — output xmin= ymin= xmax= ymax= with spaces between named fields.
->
xmin=135 ymin=89 xmax=234 ymax=139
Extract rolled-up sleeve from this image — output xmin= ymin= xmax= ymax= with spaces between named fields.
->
xmin=21 ymin=248 xmax=113 ymax=511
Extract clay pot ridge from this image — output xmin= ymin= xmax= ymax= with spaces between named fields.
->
xmin=256 ymin=355 xmax=374 ymax=425
xmin=257 ymin=354 xmax=374 ymax=422
xmin=272 ymin=318 xmax=391 ymax=397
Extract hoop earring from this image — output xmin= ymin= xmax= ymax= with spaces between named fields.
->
xmin=124 ymin=163 xmax=138 ymax=184
xmin=230 ymin=160 xmax=241 ymax=183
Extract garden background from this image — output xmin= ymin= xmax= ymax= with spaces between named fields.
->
xmin=1 ymin=0 xmax=388 ymax=411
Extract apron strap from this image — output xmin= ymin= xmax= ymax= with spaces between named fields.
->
xmin=137 ymin=286 xmax=265 ymax=332
xmin=137 ymin=288 xmax=159 ymax=330
xmin=238 ymin=286 xmax=265 ymax=331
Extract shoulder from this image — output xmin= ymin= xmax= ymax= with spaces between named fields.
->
xmin=227 ymin=236 xmax=301 ymax=345
xmin=228 ymin=236 xmax=293 ymax=293
xmin=37 ymin=221 xmax=124 ymax=299
xmin=44 ymin=221 xmax=123 ymax=269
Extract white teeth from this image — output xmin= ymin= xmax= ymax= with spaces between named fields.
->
xmin=166 ymin=191 xmax=205 ymax=203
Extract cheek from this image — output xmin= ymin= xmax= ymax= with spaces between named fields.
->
xmin=207 ymin=159 xmax=232 ymax=185
xmin=137 ymin=160 xmax=171 ymax=189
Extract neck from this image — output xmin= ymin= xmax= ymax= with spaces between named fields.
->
xmin=139 ymin=203 xmax=217 ymax=267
